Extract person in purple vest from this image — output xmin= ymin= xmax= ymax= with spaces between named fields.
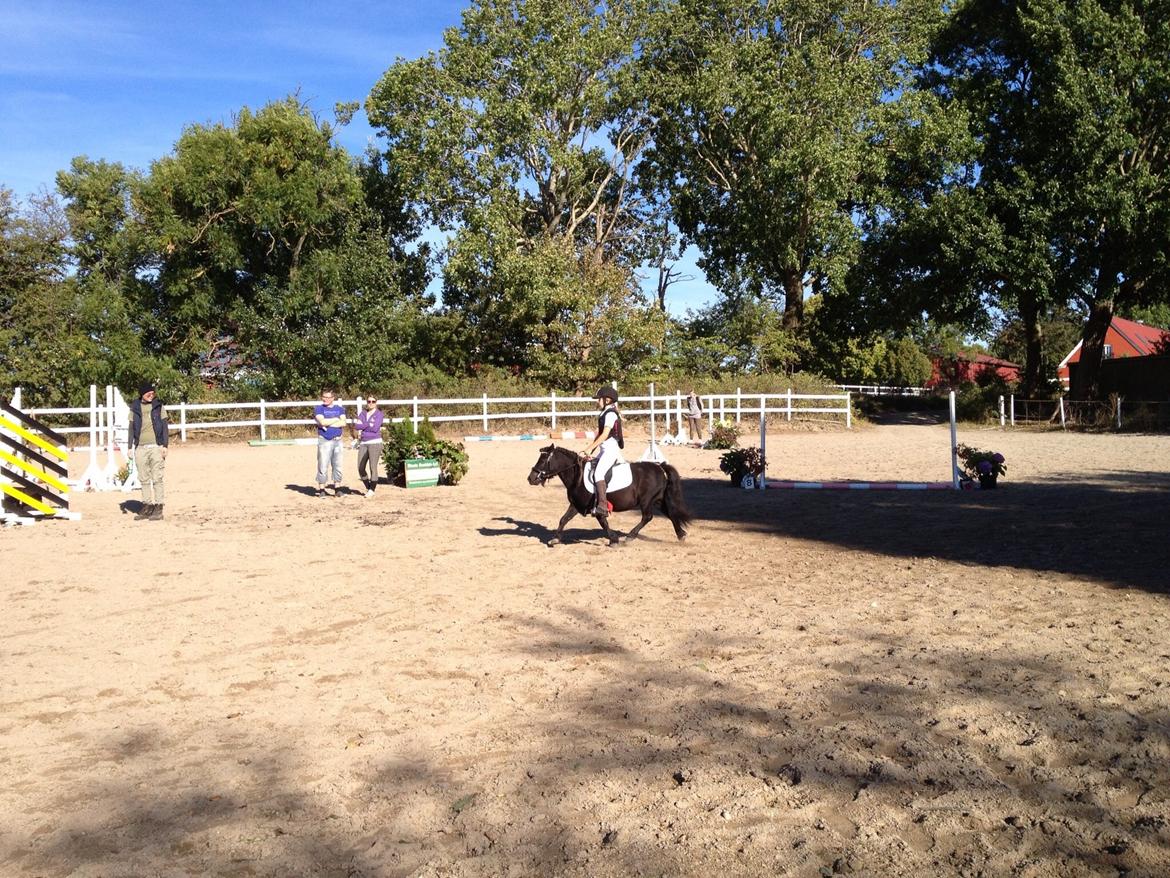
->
xmin=313 ymin=389 xmax=346 ymax=497
xmin=351 ymin=394 xmax=385 ymax=497
xmin=580 ymin=385 xmax=624 ymax=518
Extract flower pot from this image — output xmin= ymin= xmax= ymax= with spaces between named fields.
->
xmin=978 ymin=473 xmax=998 ymax=489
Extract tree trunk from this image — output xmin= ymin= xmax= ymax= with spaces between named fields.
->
xmin=1019 ymin=288 xmax=1044 ymax=397
xmin=780 ymin=267 xmax=804 ymax=332
xmin=1069 ymin=298 xmax=1114 ymax=400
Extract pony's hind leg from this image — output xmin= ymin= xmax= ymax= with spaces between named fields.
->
xmin=623 ymin=508 xmax=654 ymax=541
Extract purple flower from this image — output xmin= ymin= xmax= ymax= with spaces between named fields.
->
xmin=977 ymin=460 xmax=993 ymax=474
xmin=992 ymin=453 xmax=1005 ymax=464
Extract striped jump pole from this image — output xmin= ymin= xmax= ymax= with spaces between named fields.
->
xmin=1 ymin=401 xmax=81 ymax=524
xmin=763 ymin=390 xmax=960 ymax=491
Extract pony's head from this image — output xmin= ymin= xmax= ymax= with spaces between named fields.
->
xmin=527 ymin=444 xmax=575 ymax=486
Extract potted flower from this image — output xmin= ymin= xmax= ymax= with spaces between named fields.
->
xmin=719 ymin=446 xmax=766 ymax=486
xmin=956 ymin=444 xmax=1007 ymax=489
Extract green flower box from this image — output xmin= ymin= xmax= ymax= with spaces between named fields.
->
xmin=405 ymin=458 xmax=440 ymax=488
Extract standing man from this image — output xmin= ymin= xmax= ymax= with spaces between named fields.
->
xmin=129 ymin=381 xmax=169 ymax=520
xmin=313 ymin=389 xmax=346 ymax=497
xmin=351 ymin=394 xmax=384 ymax=497
xmin=686 ymin=390 xmax=704 ymax=443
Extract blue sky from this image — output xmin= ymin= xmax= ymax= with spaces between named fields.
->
xmin=0 ymin=0 xmax=715 ymax=314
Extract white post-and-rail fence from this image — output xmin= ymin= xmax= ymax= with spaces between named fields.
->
xmin=996 ymin=394 xmax=1169 ymax=431
xmin=11 ymin=383 xmax=852 ymax=450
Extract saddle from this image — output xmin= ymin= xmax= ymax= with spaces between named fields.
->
xmin=583 ymin=460 xmax=633 ymax=494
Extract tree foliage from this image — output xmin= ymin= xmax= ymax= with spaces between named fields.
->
xmin=926 ymin=0 xmax=1170 ymax=398
xmin=138 ymin=98 xmax=430 ymax=395
xmin=640 ymin=0 xmax=951 ymax=338
xmin=366 ymin=0 xmax=662 ymax=383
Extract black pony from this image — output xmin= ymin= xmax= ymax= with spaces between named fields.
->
xmin=527 ymin=444 xmax=692 ymax=546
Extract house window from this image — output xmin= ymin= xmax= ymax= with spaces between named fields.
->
xmin=1103 ymin=344 xmax=1113 ymax=359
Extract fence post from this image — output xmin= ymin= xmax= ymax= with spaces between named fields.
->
xmin=846 ymin=391 xmax=852 ymax=430
xmin=1058 ymin=396 xmax=1066 ymax=430
xmin=999 ymin=395 xmax=1005 ymax=428
xmin=180 ymin=400 xmax=187 ymax=442
xmin=412 ymin=396 xmax=419 ymax=431
xmin=482 ymin=393 xmax=489 ymax=432
xmin=1010 ymin=394 xmax=1015 ymax=427
xmin=675 ymin=389 xmax=683 ymax=436
xmin=787 ymin=387 xmax=792 ymax=422
xmin=736 ymin=387 xmax=742 ymax=423
xmin=1116 ymin=396 xmax=1122 ymax=430
xmin=259 ymin=399 xmax=266 ymax=441
xmin=551 ymin=391 xmax=557 ymax=431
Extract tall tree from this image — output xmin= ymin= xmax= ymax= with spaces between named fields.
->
xmin=640 ymin=0 xmax=948 ymax=337
xmin=365 ymin=0 xmax=661 ymax=383
xmin=139 ymin=98 xmax=429 ymax=394
xmin=932 ymin=0 xmax=1170 ymax=399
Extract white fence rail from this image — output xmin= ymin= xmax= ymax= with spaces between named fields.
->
xmin=12 ymin=384 xmax=852 ymax=446
xmin=838 ymin=384 xmax=926 ymax=397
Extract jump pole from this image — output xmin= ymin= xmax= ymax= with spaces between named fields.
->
xmin=759 ymin=395 xmax=766 ymax=489
xmin=763 ymin=389 xmax=959 ymax=491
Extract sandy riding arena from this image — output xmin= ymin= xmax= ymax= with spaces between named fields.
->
xmin=3 ymin=423 xmax=1170 ymax=877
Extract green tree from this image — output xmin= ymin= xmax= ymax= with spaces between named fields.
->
xmin=930 ymin=0 xmax=1170 ymax=399
xmin=138 ymin=98 xmax=429 ymax=394
xmin=640 ymin=0 xmax=949 ymax=340
xmin=366 ymin=0 xmax=660 ymax=383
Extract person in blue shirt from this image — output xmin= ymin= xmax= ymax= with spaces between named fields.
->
xmin=313 ymin=389 xmax=347 ymax=497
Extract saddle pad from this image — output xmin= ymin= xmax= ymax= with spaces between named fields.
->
xmin=584 ymin=460 xmax=633 ymax=493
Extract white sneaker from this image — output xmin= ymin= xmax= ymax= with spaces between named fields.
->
xmin=365 ymin=489 xmax=374 ymax=498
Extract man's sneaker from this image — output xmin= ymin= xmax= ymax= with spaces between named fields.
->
xmin=316 ymin=488 xmax=326 ymax=498
xmin=365 ymin=489 xmax=374 ymax=498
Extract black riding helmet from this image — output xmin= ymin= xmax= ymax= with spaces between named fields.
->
xmin=594 ymin=385 xmax=618 ymax=402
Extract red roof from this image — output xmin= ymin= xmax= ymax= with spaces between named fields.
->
xmin=971 ymin=353 xmax=1021 ymax=369
xmin=1057 ymin=316 xmax=1170 ymax=387
xmin=1108 ymin=316 xmax=1170 ymax=355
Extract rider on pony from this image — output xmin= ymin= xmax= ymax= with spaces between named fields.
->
xmin=581 ymin=385 xmax=624 ymax=518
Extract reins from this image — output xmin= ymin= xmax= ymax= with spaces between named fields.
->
xmin=532 ymin=448 xmax=580 ymax=485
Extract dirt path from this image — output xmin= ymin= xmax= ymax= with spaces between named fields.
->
xmin=3 ymin=424 xmax=1168 ymax=876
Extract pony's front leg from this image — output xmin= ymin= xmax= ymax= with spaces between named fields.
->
xmin=550 ymin=505 xmax=578 ymax=546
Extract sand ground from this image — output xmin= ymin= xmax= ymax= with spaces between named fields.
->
xmin=2 ymin=422 xmax=1169 ymax=877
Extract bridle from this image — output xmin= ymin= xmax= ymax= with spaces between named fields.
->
xmin=530 ymin=448 xmax=578 ymax=486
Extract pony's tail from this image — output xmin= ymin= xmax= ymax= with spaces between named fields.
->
xmin=660 ymin=463 xmax=693 ymax=534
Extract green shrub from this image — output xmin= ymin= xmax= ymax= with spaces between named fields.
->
xmin=381 ymin=417 xmax=470 ymax=486
xmin=955 ymin=384 xmax=1002 ymax=423
xmin=719 ymin=446 xmax=766 ymax=482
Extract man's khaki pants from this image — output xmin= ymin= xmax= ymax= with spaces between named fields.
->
xmin=136 ymin=445 xmax=166 ymax=504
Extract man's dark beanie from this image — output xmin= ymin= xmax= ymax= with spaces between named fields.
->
xmin=139 ymin=381 xmax=156 ymax=396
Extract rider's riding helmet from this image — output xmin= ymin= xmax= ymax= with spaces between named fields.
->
xmin=594 ymin=385 xmax=618 ymax=403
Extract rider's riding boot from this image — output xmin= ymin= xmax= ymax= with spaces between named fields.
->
xmin=134 ymin=503 xmax=154 ymax=520
xmin=149 ymin=504 xmax=164 ymax=521
xmin=593 ymin=480 xmax=609 ymax=517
